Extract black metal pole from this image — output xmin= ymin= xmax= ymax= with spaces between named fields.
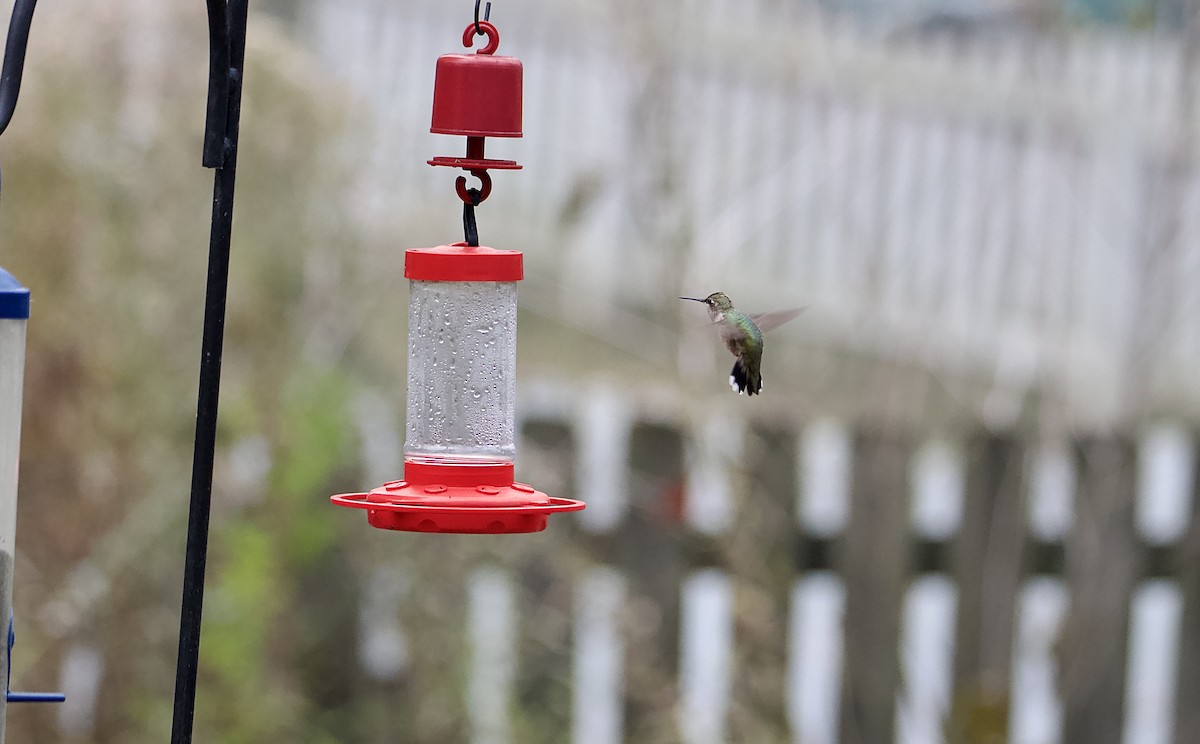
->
xmin=170 ymin=1 xmax=248 ymax=742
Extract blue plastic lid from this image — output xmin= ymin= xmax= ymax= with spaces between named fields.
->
xmin=0 ymin=267 xmax=30 ymax=319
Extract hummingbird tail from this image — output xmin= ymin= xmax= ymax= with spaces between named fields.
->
xmin=730 ymin=358 xmax=762 ymax=396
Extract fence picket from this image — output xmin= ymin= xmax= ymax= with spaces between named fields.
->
xmin=895 ymin=576 xmax=957 ymax=744
xmin=1009 ymin=578 xmax=1069 ymax=744
xmin=573 ymin=568 xmax=626 ymax=744
xmin=468 ymin=568 xmax=517 ymax=744
xmin=1122 ymin=580 xmax=1184 ymax=744
xmin=787 ymin=572 xmax=845 ymax=744
xmin=678 ymin=570 xmax=734 ymax=744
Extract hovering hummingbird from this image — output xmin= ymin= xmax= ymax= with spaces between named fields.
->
xmin=680 ymin=292 xmax=803 ymax=396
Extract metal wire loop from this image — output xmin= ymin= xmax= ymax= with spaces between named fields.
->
xmin=455 ymin=170 xmax=492 ymax=204
xmin=474 ymin=0 xmax=492 ymax=35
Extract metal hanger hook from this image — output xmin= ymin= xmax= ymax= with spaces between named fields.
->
xmin=474 ymin=0 xmax=492 ymax=35
xmin=455 ymin=170 xmax=492 ymax=204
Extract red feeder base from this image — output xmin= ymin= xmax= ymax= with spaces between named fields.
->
xmin=330 ymin=459 xmax=584 ymax=534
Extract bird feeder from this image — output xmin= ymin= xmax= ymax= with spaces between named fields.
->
xmin=0 ymin=269 xmax=64 ymax=715
xmin=0 ymin=270 xmax=27 ymax=713
xmin=330 ymin=19 xmax=584 ymax=534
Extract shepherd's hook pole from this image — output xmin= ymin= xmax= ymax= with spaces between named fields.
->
xmin=170 ymin=1 xmax=250 ymax=742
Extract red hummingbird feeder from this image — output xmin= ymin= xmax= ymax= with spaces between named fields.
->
xmin=330 ymin=15 xmax=584 ymax=534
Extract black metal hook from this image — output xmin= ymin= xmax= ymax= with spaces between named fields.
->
xmin=474 ymin=0 xmax=492 ymax=36
xmin=462 ymin=187 xmax=483 ymax=247
xmin=456 ymin=169 xmax=490 ymax=246
xmin=0 ymin=0 xmax=40 ymax=139
xmin=202 ymin=0 xmax=236 ymax=168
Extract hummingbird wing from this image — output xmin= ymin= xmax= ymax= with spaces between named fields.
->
xmin=748 ymin=307 xmax=806 ymax=333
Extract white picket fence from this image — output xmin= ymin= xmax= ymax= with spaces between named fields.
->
xmin=295 ymin=2 xmax=1200 ymax=740
xmin=303 ymin=0 xmax=1200 ymax=424
xmin=346 ymin=381 xmax=1198 ymax=744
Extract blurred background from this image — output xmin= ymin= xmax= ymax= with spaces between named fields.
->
xmin=0 ymin=0 xmax=1198 ymax=742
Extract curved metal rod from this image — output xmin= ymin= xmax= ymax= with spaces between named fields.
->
xmin=202 ymin=0 xmax=232 ymax=167
xmin=0 ymin=0 xmax=39 ymax=137
xmin=0 ymin=0 xmax=233 ymax=166
xmin=0 ymin=0 xmax=229 ymax=155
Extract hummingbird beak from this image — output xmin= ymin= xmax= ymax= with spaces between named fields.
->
xmin=679 ymin=297 xmax=705 ymax=303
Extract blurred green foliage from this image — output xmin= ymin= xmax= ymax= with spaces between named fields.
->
xmin=0 ymin=5 xmax=387 ymax=742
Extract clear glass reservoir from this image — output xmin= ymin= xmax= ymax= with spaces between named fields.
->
xmin=404 ymin=279 xmax=517 ymax=463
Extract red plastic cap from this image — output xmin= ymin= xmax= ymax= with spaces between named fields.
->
xmin=431 ymin=53 xmax=523 ymax=138
xmin=330 ymin=458 xmax=585 ymax=534
xmin=405 ymin=243 xmax=523 ymax=282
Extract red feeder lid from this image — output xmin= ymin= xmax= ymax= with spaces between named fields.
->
xmin=330 ymin=458 xmax=585 ymax=534
xmin=430 ymin=22 xmax=523 ymax=138
xmin=405 ymin=242 xmax=523 ymax=282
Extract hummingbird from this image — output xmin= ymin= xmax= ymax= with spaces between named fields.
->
xmin=680 ymin=292 xmax=803 ymax=396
